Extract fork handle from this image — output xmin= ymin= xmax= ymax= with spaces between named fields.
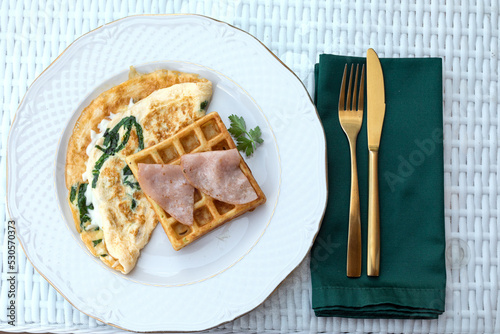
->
xmin=347 ymin=140 xmax=362 ymax=278
xmin=368 ymin=150 xmax=380 ymax=276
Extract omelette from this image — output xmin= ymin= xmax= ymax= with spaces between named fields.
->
xmin=66 ymin=69 xmax=212 ymax=274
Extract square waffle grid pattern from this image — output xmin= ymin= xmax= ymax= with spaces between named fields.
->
xmin=126 ymin=112 xmax=265 ymax=251
xmin=1 ymin=1 xmax=499 ymax=333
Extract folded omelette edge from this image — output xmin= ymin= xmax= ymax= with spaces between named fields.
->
xmin=65 ymin=70 xmax=212 ymax=274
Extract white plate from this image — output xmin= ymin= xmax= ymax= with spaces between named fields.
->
xmin=56 ymin=60 xmax=280 ymax=286
xmin=7 ymin=15 xmax=326 ymax=332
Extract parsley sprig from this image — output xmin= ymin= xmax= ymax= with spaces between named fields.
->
xmin=228 ymin=115 xmax=264 ymax=157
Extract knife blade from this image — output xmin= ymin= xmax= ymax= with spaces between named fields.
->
xmin=366 ymin=48 xmax=386 ymax=276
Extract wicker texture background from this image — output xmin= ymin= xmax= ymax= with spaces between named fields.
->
xmin=0 ymin=0 xmax=498 ymax=333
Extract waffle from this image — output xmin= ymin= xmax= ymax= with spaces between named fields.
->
xmin=126 ymin=112 xmax=266 ymax=250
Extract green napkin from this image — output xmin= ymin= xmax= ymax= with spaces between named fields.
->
xmin=311 ymin=54 xmax=446 ymax=319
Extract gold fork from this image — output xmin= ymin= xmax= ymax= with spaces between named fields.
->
xmin=338 ymin=63 xmax=365 ymax=278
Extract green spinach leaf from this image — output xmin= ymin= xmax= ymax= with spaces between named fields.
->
xmin=91 ymin=116 xmax=144 ymax=188
xmin=77 ymin=183 xmax=92 ymax=230
xmin=69 ymin=185 xmax=77 ymax=203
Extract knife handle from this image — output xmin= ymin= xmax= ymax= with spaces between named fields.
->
xmin=368 ymin=150 xmax=380 ymax=276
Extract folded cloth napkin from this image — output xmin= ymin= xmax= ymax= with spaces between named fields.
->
xmin=311 ymin=54 xmax=446 ymax=319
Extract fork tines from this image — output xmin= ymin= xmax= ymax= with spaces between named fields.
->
xmin=338 ymin=64 xmax=365 ymax=113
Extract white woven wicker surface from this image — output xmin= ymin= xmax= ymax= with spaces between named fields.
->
xmin=0 ymin=1 xmax=498 ymax=333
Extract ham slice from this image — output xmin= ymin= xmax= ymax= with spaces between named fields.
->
xmin=137 ymin=164 xmax=194 ymax=225
xmin=180 ymin=149 xmax=258 ymax=205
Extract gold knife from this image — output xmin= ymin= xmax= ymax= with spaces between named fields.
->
xmin=366 ymin=48 xmax=386 ymax=276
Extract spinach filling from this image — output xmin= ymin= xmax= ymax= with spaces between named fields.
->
xmin=122 ymin=165 xmax=141 ymax=191
xmin=200 ymin=100 xmax=208 ymax=110
xmin=92 ymin=239 xmax=102 ymax=247
xmin=123 ymin=165 xmax=133 ymax=176
xmin=123 ymin=179 xmax=140 ymax=190
xmin=91 ymin=116 xmax=145 ymax=188
xmin=122 ymin=165 xmax=140 ymax=210
xmin=77 ymin=183 xmax=93 ymax=231
xmin=69 ymin=185 xmax=77 ymax=203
